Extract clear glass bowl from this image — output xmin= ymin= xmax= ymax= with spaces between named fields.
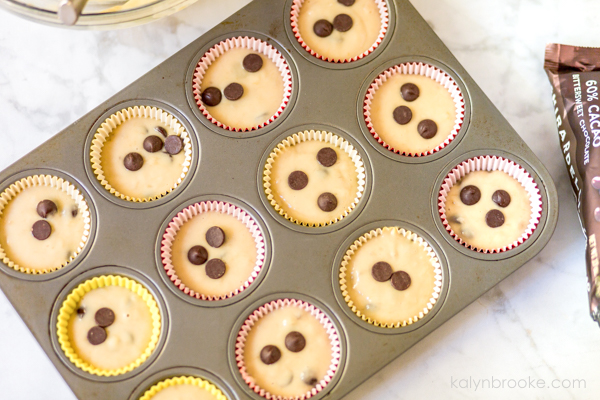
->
xmin=0 ymin=0 xmax=198 ymax=29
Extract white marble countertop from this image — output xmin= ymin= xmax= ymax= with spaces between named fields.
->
xmin=1 ymin=0 xmax=600 ymax=399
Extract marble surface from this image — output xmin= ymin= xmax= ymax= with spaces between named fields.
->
xmin=1 ymin=0 xmax=600 ymax=399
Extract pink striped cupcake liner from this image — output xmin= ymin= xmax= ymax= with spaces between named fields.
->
xmin=364 ymin=62 xmax=465 ymax=157
xmin=290 ymin=0 xmax=389 ymax=63
xmin=235 ymin=298 xmax=341 ymax=400
xmin=160 ymin=201 xmax=266 ymax=300
xmin=192 ymin=36 xmax=292 ymax=132
xmin=438 ymin=155 xmax=543 ymax=253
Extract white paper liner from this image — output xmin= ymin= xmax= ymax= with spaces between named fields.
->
xmin=290 ymin=0 xmax=389 ymax=63
xmin=263 ymin=130 xmax=366 ymax=227
xmin=90 ymin=106 xmax=193 ymax=203
xmin=160 ymin=201 xmax=266 ymax=301
xmin=339 ymin=227 xmax=443 ymax=328
xmin=192 ymin=36 xmax=293 ymax=132
xmin=363 ymin=62 xmax=465 ymax=157
xmin=235 ymin=298 xmax=341 ymax=400
xmin=0 ymin=174 xmax=91 ymax=274
xmin=438 ymin=156 xmax=543 ymax=253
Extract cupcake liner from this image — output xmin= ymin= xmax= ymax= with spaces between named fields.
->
xmin=235 ymin=298 xmax=341 ymax=400
xmin=339 ymin=227 xmax=443 ymax=328
xmin=438 ymin=155 xmax=543 ymax=253
xmin=364 ymin=62 xmax=465 ymax=157
xmin=192 ymin=36 xmax=292 ymax=132
xmin=160 ymin=201 xmax=266 ymax=301
xmin=263 ymin=130 xmax=366 ymax=227
xmin=56 ymin=275 xmax=162 ymax=377
xmin=139 ymin=376 xmax=228 ymax=400
xmin=290 ymin=0 xmax=389 ymax=63
xmin=0 ymin=174 xmax=91 ymax=275
xmin=90 ymin=105 xmax=193 ymax=202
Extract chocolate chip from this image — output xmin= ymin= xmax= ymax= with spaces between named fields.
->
xmin=260 ymin=345 xmax=281 ymax=365
xmin=87 ymin=326 xmax=107 ymax=345
xmin=71 ymin=206 xmax=78 ymax=217
xmin=202 ymin=87 xmax=222 ymax=106
xmin=460 ymin=185 xmax=481 ymax=205
xmin=243 ymin=54 xmax=263 ymax=72
xmin=154 ymin=126 xmax=168 ymax=138
xmin=32 ymin=220 xmax=51 ymax=240
xmin=333 ymin=14 xmax=353 ymax=32
xmin=371 ymin=261 xmax=393 ymax=282
xmin=206 ymin=258 xmax=226 ymax=279
xmin=417 ymin=119 xmax=438 ymax=139
xmin=224 ymin=83 xmax=244 ymax=101
xmin=305 ymin=377 xmax=318 ymax=386
xmin=486 ymin=209 xmax=505 ymax=228
xmin=188 ymin=245 xmax=208 ymax=265
xmin=393 ymin=105 xmax=412 ymax=125
xmin=391 ymin=271 xmax=411 ymax=291
xmin=288 ymin=171 xmax=309 ymax=190
xmin=37 ymin=200 xmax=57 ymax=218
xmin=76 ymin=307 xmax=85 ymax=319
xmin=318 ymin=192 xmax=337 ymax=212
xmin=337 ymin=0 xmax=355 ymax=5
xmin=492 ymin=190 xmax=511 ymax=208
xmin=124 ymin=152 xmax=144 ymax=171
xmin=401 ymin=83 xmax=420 ymax=102
xmin=285 ymin=331 xmax=306 ymax=352
xmin=313 ymin=19 xmax=333 ymax=37
xmin=143 ymin=135 xmax=163 ymax=153
xmin=206 ymin=226 xmax=225 ymax=248
xmin=164 ymin=135 xmax=183 ymax=155
xmin=317 ymin=147 xmax=337 ymax=167
xmin=95 ymin=308 xmax=115 ymax=328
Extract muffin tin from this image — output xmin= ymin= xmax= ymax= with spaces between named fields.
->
xmin=0 ymin=0 xmax=558 ymax=398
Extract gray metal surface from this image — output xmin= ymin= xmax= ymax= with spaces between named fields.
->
xmin=0 ymin=0 xmax=558 ymax=399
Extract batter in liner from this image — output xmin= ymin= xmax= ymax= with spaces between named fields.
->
xmin=445 ymin=170 xmax=532 ymax=250
xmin=297 ymin=0 xmax=382 ymax=60
xmin=243 ymin=305 xmax=333 ymax=398
xmin=144 ymin=380 xmax=225 ymax=400
xmin=344 ymin=227 xmax=438 ymax=325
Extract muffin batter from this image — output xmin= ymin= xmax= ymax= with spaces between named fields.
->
xmin=68 ymin=285 xmax=154 ymax=371
xmin=170 ymin=211 xmax=258 ymax=298
xmin=145 ymin=381 xmax=224 ymax=400
xmin=369 ymin=74 xmax=456 ymax=154
xmin=344 ymin=227 xmax=438 ymax=326
xmin=267 ymin=140 xmax=360 ymax=225
xmin=297 ymin=0 xmax=382 ymax=60
xmin=445 ymin=170 xmax=532 ymax=250
xmin=200 ymin=48 xmax=285 ymax=130
xmin=99 ymin=116 xmax=187 ymax=199
xmin=0 ymin=184 xmax=85 ymax=272
xmin=243 ymin=305 xmax=332 ymax=398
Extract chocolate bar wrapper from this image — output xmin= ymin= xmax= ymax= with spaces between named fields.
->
xmin=544 ymin=43 xmax=600 ymax=324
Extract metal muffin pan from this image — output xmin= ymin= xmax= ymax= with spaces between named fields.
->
xmin=0 ymin=0 xmax=558 ymax=399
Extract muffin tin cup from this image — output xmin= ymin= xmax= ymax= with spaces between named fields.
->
xmin=160 ymin=200 xmax=267 ymax=302
xmin=55 ymin=273 xmax=163 ymax=378
xmin=290 ymin=0 xmax=390 ymax=64
xmin=438 ymin=155 xmax=543 ymax=254
xmin=138 ymin=375 xmax=228 ymax=400
xmin=0 ymin=173 xmax=91 ymax=275
xmin=191 ymin=36 xmax=293 ymax=133
xmin=263 ymin=129 xmax=367 ymax=228
xmin=90 ymin=105 xmax=193 ymax=203
xmin=363 ymin=61 xmax=466 ymax=157
xmin=234 ymin=297 xmax=342 ymax=400
xmin=338 ymin=226 xmax=443 ymax=328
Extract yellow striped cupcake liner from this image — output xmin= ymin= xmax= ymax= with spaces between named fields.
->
xmin=263 ymin=130 xmax=366 ymax=227
xmin=56 ymin=275 xmax=161 ymax=376
xmin=90 ymin=105 xmax=193 ymax=203
xmin=0 ymin=174 xmax=91 ymax=274
xmin=339 ymin=227 xmax=443 ymax=328
xmin=139 ymin=376 xmax=228 ymax=400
